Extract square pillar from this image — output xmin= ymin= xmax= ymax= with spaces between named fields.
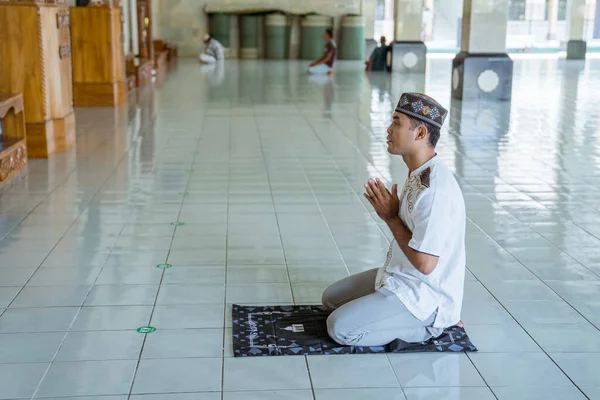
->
xmin=566 ymin=0 xmax=586 ymax=59
xmin=362 ymin=0 xmax=378 ymax=59
xmin=452 ymin=0 xmax=513 ymax=101
xmin=392 ymin=0 xmax=426 ymax=72
xmin=547 ymin=0 xmax=560 ymax=40
xmin=0 ymin=1 xmax=76 ymax=158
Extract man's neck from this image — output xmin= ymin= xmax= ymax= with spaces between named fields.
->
xmin=402 ymin=150 xmax=436 ymax=174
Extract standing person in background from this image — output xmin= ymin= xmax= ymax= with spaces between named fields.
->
xmin=308 ymin=28 xmax=337 ymax=75
xmin=199 ymin=34 xmax=224 ymax=65
xmin=365 ymin=36 xmax=390 ymax=72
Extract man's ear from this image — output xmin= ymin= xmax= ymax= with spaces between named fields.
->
xmin=415 ymin=124 xmax=428 ymax=141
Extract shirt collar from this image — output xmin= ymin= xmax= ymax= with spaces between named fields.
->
xmin=409 ymin=154 xmax=439 ymax=178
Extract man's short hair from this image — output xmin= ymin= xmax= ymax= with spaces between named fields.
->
xmin=325 ymin=28 xmax=333 ymax=38
xmin=408 ymin=117 xmax=441 ymax=148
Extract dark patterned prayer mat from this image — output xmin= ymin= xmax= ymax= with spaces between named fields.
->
xmin=232 ymin=304 xmax=477 ymax=357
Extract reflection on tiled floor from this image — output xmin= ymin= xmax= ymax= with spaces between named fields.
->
xmin=1 ymin=57 xmax=600 ymax=399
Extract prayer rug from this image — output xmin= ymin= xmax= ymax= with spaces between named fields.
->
xmin=232 ymin=304 xmax=477 ymax=357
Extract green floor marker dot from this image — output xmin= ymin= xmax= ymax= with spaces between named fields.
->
xmin=171 ymin=222 xmax=184 ymax=226
xmin=137 ymin=326 xmax=156 ymax=334
xmin=156 ymin=263 xmax=172 ymax=269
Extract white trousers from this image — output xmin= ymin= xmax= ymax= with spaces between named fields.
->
xmin=322 ymin=268 xmax=442 ymax=346
xmin=308 ymin=64 xmax=332 ymax=75
xmin=200 ymin=53 xmax=217 ymax=64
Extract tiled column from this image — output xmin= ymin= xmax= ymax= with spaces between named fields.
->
xmin=209 ymin=13 xmax=231 ymax=57
xmin=240 ymin=14 xmax=260 ymax=59
xmin=452 ymin=0 xmax=513 ymax=101
xmin=362 ymin=0 xmax=378 ymax=59
xmin=547 ymin=0 xmax=559 ymax=40
xmin=391 ymin=0 xmax=425 ymax=72
xmin=265 ymin=13 xmax=287 ymax=60
xmin=340 ymin=15 xmax=365 ymax=59
xmin=301 ymin=15 xmax=332 ymax=60
xmin=566 ymin=0 xmax=587 ymax=59
xmin=288 ymin=15 xmax=301 ymax=59
xmin=595 ymin=0 xmax=600 ymax=39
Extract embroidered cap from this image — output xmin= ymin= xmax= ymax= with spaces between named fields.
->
xmin=395 ymin=93 xmax=448 ymax=129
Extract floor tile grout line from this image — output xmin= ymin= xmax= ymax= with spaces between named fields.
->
xmin=254 ymin=109 xmax=317 ymax=399
xmin=253 ymin=113 xmax=297 ymax=305
xmin=466 ymin=221 xmax=600 ymax=333
xmin=441 ymin=138 xmax=600 ymax=245
xmin=300 ymin=77 xmax=593 ymax=396
xmin=27 ymin=131 xmax=147 ymax=399
xmin=3 ymin=102 xmax=146 ymax=214
xmin=303 ymin=87 xmax=600 ymax=391
xmin=335 ymin=105 xmax=600 ymax=260
xmin=126 ymin=115 xmax=204 ymax=400
xmin=384 ymin=354 xmax=410 ymax=399
xmin=0 ymin=124 xmax=122 ymax=242
xmin=463 ymin=352 xmax=501 ymax=400
xmin=221 ymin=113 xmax=232 ymax=399
xmin=299 ymin=113 xmax=385 ymax=274
xmin=463 ymin=258 xmax=592 ymax=399
xmin=3 ymin=58 xmax=593 ymax=400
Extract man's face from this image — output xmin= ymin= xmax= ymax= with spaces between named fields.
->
xmin=323 ymin=32 xmax=331 ymax=41
xmin=386 ymin=112 xmax=419 ymax=155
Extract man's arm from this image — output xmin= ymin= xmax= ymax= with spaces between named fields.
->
xmin=310 ymin=52 xmax=332 ymax=67
xmin=364 ymin=178 xmax=439 ymax=275
xmin=385 ymin=216 xmax=439 ymax=275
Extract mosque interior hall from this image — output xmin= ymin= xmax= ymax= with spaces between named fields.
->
xmin=1 ymin=0 xmax=600 ymax=399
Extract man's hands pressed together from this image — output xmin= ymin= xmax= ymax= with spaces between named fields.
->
xmin=363 ymin=178 xmax=400 ymax=223
xmin=364 ymin=178 xmax=439 ymax=275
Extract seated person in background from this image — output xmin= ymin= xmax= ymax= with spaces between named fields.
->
xmin=308 ymin=28 xmax=337 ymax=75
xmin=322 ymin=93 xmax=466 ymax=347
xmin=365 ymin=36 xmax=389 ymax=72
xmin=199 ymin=34 xmax=224 ymax=64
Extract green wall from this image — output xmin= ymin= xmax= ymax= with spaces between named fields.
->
xmin=209 ymin=13 xmax=230 ymax=48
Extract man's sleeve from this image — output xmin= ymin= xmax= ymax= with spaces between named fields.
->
xmin=408 ymin=189 xmax=452 ymax=257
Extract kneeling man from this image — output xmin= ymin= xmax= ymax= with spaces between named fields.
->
xmin=322 ymin=93 xmax=466 ymax=346
xmin=199 ymin=34 xmax=224 ymax=64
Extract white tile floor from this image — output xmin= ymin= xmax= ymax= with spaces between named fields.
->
xmin=1 ymin=56 xmax=600 ymax=399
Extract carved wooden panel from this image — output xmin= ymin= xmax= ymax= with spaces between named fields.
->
xmin=59 ymin=43 xmax=71 ymax=58
xmin=0 ymin=142 xmax=27 ymax=182
xmin=56 ymin=12 xmax=69 ymax=28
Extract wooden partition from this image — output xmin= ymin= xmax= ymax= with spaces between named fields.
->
xmin=0 ymin=0 xmax=75 ymax=158
xmin=126 ymin=55 xmax=153 ymax=88
xmin=122 ymin=0 xmax=154 ymax=88
xmin=154 ymin=40 xmax=178 ymax=64
xmin=71 ymin=4 xmax=127 ymax=106
xmin=0 ymin=94 xmax=28 ymax=183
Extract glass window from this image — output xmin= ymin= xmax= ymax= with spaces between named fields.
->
xmin=375 ymin=0 xmax=385 ymax=20
xmin=508 ymin=0 xmax=526 ymax=21
xmin=545 ymin=0 xmax=567 ymax=20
